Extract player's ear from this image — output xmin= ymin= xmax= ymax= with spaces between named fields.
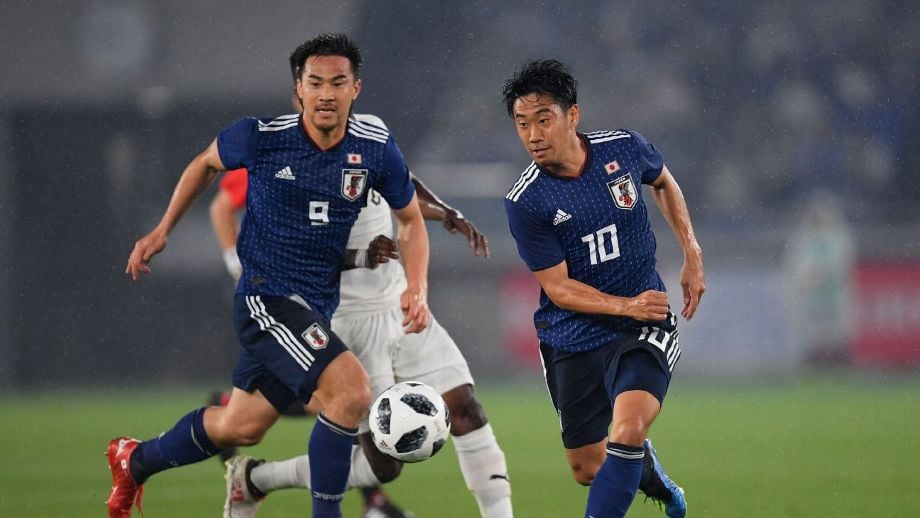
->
xmin=352 ymin=78 xmax=362 ymax=101
xmin=568 ymin=104 xmax=580 ymax=129
xmin=293 ymin=78 xmax=302 ymax=98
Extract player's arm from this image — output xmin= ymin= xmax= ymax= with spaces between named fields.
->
xmin=341 ymin=235 xmax=399 ymax=271
xmin=392 ymin=192 xmax=431 ymax=333
xmin=533 ymin=261 xmax=669 ymax=322
xmin=126 ymin=139 xmax=225 ymax=280
xmin=410 ymin=173 xmax=489 ymax=257
xmin=209 ymin=189 xmax=242 ymax=280
xmin=649 ymin=165 xmax=705 ymax=320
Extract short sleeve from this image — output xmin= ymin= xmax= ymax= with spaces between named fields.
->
xmin=504 ymin=199 xmax=564 ymax=271
xmin=374 ymin=137 xmax=415 ymax=209
xmin=629 ymin=130 xmax=664 ymax=185
xmin=217 ymin=117 xmax=259 ymax=171
xmin=219 ymin=168 xmax=248 ymax=211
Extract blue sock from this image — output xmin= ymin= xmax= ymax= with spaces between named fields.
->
xmin=585 ymin=442 xmax=644 ymax=518
xmin=129 ymin=407 xmax=219 ymax=484
xmin=308 ymin=413 xmax=358 ymax=518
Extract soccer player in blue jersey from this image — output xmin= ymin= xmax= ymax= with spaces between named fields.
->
xmin=502 ymin=60 xmax=705 ymax=518
xmin=111 ymin=34 xmax=430 ymax=518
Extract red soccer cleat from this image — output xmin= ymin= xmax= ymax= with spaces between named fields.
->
xmin=106 ymin=437 xmax=144 ymax=518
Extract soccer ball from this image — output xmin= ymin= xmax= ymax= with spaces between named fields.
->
xmin=368 ymin=381 xmax=451 ymax=463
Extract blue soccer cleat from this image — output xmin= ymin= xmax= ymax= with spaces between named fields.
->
xmin=639 ymin=439 xmax=686 ymax=518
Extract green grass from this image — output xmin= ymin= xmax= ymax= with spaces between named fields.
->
xmin=1 ymin=377 xmax=919 ymax=517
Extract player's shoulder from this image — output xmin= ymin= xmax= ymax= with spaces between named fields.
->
xmin=505 ymin=161 xmax=542 ymax=204
xmin=584 ymin=128 xmax=634 ymax=146
xmin=585 ymin=128 xmax=656 ymax=150
xmin=348 ymin=113 xmax=390 ymax=144
xmin=351 ymin=113 xmax=389 ymax=131
xmin=255 ymin=113 xmax=301 ymax=133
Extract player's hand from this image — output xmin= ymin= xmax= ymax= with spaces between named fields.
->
xmin=366 ymin=235 xmax=399 ymax=269
xmin=680 ymin=256 xmax=705 ymax=320
xmin=443 ymin=209 xmax=490 ymax=258
xmin=626 ymin=290 xmax=670 ymax=322
xmin=223 ymin=246 xmax=242 ymax=280
xmin=400 ymin=288 xmax=430 ymax=334
xmin=126 ymin=229 xmax=168 ymax=281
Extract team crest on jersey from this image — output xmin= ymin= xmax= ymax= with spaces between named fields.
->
xmin=302 ymin=323 xmax=328 ymax=350
xmin=341 ymin=169 xmax=368 ymax=201
xmin=608 ymin=174 xmax=637 ymax=210
xmin=604 ymin=161 xmax=621 ymax=175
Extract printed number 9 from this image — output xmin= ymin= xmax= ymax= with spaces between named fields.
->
xmin=310 ymin=201 xmax=329 ymax=226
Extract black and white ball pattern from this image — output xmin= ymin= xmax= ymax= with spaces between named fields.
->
xmin=368 ymin=381 xmax=451 ymax=463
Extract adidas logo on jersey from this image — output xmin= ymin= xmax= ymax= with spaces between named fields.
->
xmin=275 ymin=166 xmax=295 ymax=180
xmin=553 ymin=209 xmax=572 ymax=226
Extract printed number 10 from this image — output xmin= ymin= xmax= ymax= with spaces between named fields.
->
xmin=581 ymin=223 xmax=620 ymax=265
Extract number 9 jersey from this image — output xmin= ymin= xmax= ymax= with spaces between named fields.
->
xmin=503 ymin=130 xmax=667 ymax=353
xmin=217 ymin=113 xmax=415 ymax=323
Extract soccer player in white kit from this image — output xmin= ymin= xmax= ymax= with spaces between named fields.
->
xmin=220 ymin=117 xmax=513 ymax=518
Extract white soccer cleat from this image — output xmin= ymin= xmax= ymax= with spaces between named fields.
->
xmin=223 ymin=455 xmax=264 ymax=518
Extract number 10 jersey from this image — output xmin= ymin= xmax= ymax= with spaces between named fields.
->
xmin=503 ymin=130 xmax=669 ymax=353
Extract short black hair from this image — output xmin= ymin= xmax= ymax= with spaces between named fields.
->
xmin=501 ymin=59 xmax=578 ymax=118
xmin=289 ymin=33 xmax=363 ymax=84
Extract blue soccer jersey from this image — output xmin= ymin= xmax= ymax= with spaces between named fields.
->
xmin=217 ymin=113 xmax=415 ymax=322
xmin=504 ymin=130 xmax=667 ymax=352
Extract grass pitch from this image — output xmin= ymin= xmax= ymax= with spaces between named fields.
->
xmin=1 ymin=376 xmax=919 ymax=517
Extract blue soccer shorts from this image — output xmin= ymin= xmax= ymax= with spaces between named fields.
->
xmin=232 ymin=294 xmax=348 ymax=412
xmin=540 ymin=313 xmax=681 ymax=449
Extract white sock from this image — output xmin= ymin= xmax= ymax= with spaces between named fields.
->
xmin=249 ymin=446 xmax=381 ymax=494
xmin=452 ymin=423 xmax=513 ymax=518
xmin=346 ymin=445 xmax=382 ymax=489
xmin=250 ymin=455 xmax=309 ymax=493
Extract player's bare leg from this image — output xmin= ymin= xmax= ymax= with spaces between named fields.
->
xmin=206 ymin=391 xmax=239 ymax=463
xmin=610 ymin=390 xmax=686 ymax=518
xmin=205 ymin=389 xmax=282 ymax=448
xmin=108 ymin=390 xmax=279 ymax=518
xmin=441 ymin=384 xmax=513 ymax=518
xmin=609 ymin=389 xmax=661 ymax=446
xmin=306 ymin=351 xmax=371 ymax=516
xmin=565 ymin=389 xmax=683 ymax=517
xmin=571 ymin=390 xmax=656 ymax=517
xmin=225 ymin=352 xmax=371 ymax=518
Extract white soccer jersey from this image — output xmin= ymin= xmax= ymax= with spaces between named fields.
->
xmin=336 ymin=188 xmax=406 ymax=316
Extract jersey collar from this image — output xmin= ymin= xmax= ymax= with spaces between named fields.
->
xmin=299 ymin=115 xmax=348 ymax=152
xmin=538 ymin=133 xmax=592 ymax=181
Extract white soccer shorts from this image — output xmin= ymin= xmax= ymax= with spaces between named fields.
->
xmin=331 ymin=306 xmax=474 ymax=432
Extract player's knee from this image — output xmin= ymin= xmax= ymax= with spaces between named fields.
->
xmin=567 ymin=449 xmax=604 ymax=486
xmin=610 ymin=419 xmax=649 ymax=446
xmin=224 ymin=423 xmax=267 ymax=446
xmin=326 ymin=383 xmax=372 ymax=421
xmin=369 ymin=456 xmax=403 ymax=483
xmin=345 ymin=384 xmax=373 ymax=418
xmin=443 ymin=385 xmax=488 ymax=435
xmin=570 ymin=463 xmax=597 ymax=486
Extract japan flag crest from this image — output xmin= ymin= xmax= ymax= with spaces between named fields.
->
xmin=341 ymin=169 xmax=368 ymax=201
xmin=608 ymin=173 xmax=637 ymax=210
xmin=302 ymin=323 xmax=328 ymax=350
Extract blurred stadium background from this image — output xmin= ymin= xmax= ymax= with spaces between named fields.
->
xmin=1 ymin=1 xmax=918 ymax=516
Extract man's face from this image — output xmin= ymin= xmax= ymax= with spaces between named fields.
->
xmin=512 ymin=93 xmax=579 ymax=169
xmin=295 ymin=55 xmax=361 ymax=134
